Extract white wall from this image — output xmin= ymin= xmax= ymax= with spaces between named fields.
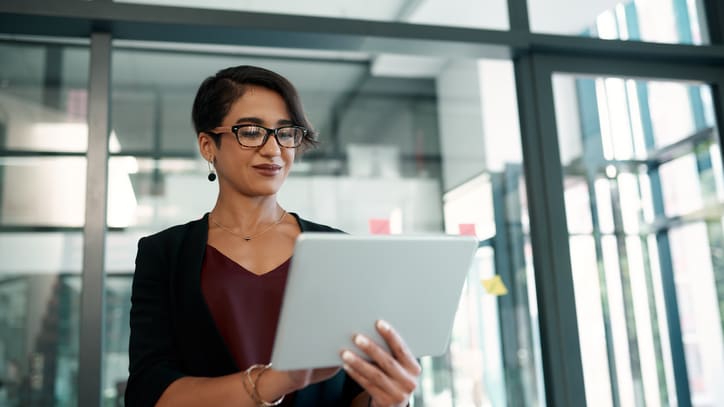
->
xmin=436 ymin=60 xmax=521 ymax=192
xmin=436 ymin=60 xmax=487 ymax=191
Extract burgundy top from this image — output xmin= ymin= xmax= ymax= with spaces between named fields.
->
xmin=201 ymin=244 xmax=295 ymax=405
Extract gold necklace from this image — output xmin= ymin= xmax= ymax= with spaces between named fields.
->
xmin=211 ymin=209 xmax=287 ymax=241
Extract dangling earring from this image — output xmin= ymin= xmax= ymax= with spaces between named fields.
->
xmin=207 ymin=158 xmax=217 ymax=182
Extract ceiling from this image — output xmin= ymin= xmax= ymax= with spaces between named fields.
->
xmin=115 ymin=0 xmax=623 ymax=33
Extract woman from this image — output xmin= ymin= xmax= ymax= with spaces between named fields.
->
xmin=125 ymin=65 xmax=421 ymax=407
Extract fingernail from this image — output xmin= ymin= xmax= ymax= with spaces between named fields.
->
xmin=377 ymin=320 xmax=390 ymax=332
xmin=342 ymin=350 xmax=355 ymax=363
xmin=354 ymin=334 xmax=369 ymax=347
xmin=343 ymin=363 xmax=351 ymax=372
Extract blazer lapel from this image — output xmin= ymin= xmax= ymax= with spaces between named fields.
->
xmin=174 ymin=213 xmax=238 ymax=375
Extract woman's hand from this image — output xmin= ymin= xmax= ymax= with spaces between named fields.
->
xmin=341 ymin=320 xmax=421 ymax=407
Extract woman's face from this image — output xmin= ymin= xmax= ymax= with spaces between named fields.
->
xmin=204 ymin=85 xmax=296 ymax=197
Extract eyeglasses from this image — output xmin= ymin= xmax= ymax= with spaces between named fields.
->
xmin=209 ymin=124 xmax=307 ymax=148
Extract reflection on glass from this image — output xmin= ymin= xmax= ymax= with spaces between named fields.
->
xmin=554 ymin=73 xmax=724 ymax=406
xmin=0 ymin=42 xmax=89 ymax=152
xmin=113 ymin=0 xmax=509 ymax=30
xmin=0 ymin=233 xmax=83 ymax=407
xmin=0 ymin=40 xmax=88 ymax=406
xmin=442 ymin=114 xmax=543 ymax=406
xmin=528 ymin=0 xmax=709 ymax=45
xmin=103 ymin=275 xmax=132 ymax=405
xmin=668 ymin=223 xmax=724 ymax=406
xmin=0 ymin=157 xmax=87 ymax=227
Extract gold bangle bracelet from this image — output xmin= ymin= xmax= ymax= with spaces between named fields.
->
xmin=253 ymin=365 xmax=284 ymax=406
xmin=243 ymin=363 xmax=285 ymax=407
xmin=241 ymin=367 xmax=256 ymax=403
xmin=243 ymin=364 xmax=263 ymax=404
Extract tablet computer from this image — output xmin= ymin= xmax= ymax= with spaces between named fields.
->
xmin=270 ymin=233 xmax=478 ymax=370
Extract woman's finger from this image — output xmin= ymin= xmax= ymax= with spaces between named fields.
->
xmin=375 ymin=320 xmax=422 ymax=376
xmin=341 ymin=353 xmax=411 ymax=406
xmin=351 ymin=334 xmax=417 ymax=394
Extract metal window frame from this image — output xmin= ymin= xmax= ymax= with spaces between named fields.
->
xmin=0 ymin=1 xmax=722 ymax=406
xmin=520 ymin=53 xmax=724 ymax=407
xmin=79 ymin=32 xmax=111 ymax=407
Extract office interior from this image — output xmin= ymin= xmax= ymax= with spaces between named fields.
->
xmin=0 ymin=0 xmax=723 ymax=406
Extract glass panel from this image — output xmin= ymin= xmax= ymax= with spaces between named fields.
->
xmin=0 ymin=232 xmax=83 ymax=407
xmin=438 ymin=59 xmax=543 ymax=406
xmin=553 ymin=73 xmax=724 ymax=407
xmin=443 ymin=172 xmax=544 ymax=406
xmin=668 ymin=223 xmax=724 ymax=406
xmin=104 ymin=274 xmax=133 ymax=406
xmin=0 ymin=157 xmax=87 ymax=227
xmin=0 ymin=40 xmax=89 ymax=407
xmin=106 ymin=46 xmax=542 ymax=406
xmin=112 ymin=0 xmax=509 ymax=30
xmin=528 ymin=0 xmax=710 ymax=45
xmin=0 ymin=42 xmax=90 ymax=152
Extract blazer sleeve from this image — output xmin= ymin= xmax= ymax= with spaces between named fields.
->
xmin=125 ymin=236 xmax=186 ymax=407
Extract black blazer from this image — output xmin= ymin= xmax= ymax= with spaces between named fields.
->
xmin=125 ymin=213 xmax=361 ymax=407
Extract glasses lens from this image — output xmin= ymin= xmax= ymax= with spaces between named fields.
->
xmin=236 ymin=125 xmax=266 ymax=147
xmin=276 ymin=127 xmax=304 ymax=147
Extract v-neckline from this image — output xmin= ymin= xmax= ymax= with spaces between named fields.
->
xmin=206 ymin=244 xmax=291 ymax=277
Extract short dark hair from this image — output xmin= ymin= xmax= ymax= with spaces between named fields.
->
xmin=191 ymin=65 xmax=318 ymax=151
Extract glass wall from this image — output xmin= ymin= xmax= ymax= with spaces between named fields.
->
xmin=528 ymin=0 xmax=710 ymax=45
xmin=100 ymin=45 xmax=543 ymax=406
xmin=0 ymin=40 xmax=89 ymax=407
xmin=553 ymin=72 xmax=724 ymax=406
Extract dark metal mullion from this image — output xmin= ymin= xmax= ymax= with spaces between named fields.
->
xmin=647 ymin=126 xmax=713 ymax=165
xmin=587 ymin=176 xmax=621 ymax=407
xmin=0 ymin=225 xmax=84 ymax=232
xmin=78 ymin=32 xmax=111 ymax=407
xmin=490 ymin=172 xmax=524 ymax=407
xmin=636 ymin=230 xmax=670 ymax=406
xmin=0 ymin=150 xmax=87 ymax=157
xmin=326 ymin=69 xmax=371 ymax=161
xmin=610 ymin=73 xmax=648 ymax=406
xmin=585 ymin=175 xmax=622 ymax=407
xmin=504 ymin=163 xmax=540 ymax=406
xmin=624 ymin=79 xmax=670 ymax=406
xmin=703 ymin=0 xmax=724 ymax=44
xmin=515 ymin=54 xmax=586 ymax=407
xmin=637 ymin=82 xmax=693 ymax=407
xmin=108 ymin=150 xmax=195 ymax=158
xmin=506 ymin=0 xmax=530 ymax=33
xmin=713 ymin=78 xmax=724 ymax=165
xmin=608 ymin=177 xmax=645 ymax=406
xmin=0 ymin=104 xmax=5 ymax=222
xmin=677 ymin=0 xmax=717 ymax=205
xmin=627 ymin=161 xmax=671 ymax=406
xmin=151 ymin=87 xmax=164 ymax=195
xmin=42 ymin=46 xmax=62 ymax=110
xmin=711 ymin=74 xmax=724 ymax=347
xmin=704 ymin=220 xmax=724 ymax=341
xmin=575 ymin=75 xmax=622 ymax=407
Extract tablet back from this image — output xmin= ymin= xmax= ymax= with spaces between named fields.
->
xmin=271 ymin=233 xmax=478 ymax=370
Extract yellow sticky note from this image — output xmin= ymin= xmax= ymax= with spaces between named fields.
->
xmin=481 ymin=275 xmax=508 ymax=296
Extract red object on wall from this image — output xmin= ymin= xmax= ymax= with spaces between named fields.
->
xmin=368 ymin=218 xmax=391 ymax=235
xmin=458 ymin=223 xmax=477 ymax=237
